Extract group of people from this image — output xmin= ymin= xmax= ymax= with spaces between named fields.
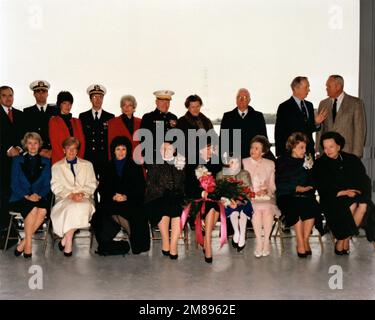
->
xmin=0 ymin=74 xmax=372 ymax=263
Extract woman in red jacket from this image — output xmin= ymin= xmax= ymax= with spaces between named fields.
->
xmin=107 ymin=95 xmax=141 ymax=161
xmin=49 ymin=91 xmax=85 ymax=164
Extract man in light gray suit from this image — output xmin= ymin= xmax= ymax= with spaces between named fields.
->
xmin=316 ymin=75 xmax=366 ymax=158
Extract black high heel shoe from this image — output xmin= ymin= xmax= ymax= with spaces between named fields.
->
xmin=14 ymin=247 xmax=23 ymax=257
xmin=231 ymin=239 xmax=238 ymax=249
xmin=162 ymin=250 xmax=170 ymax=256
xmin=169 ymin=253 xmax=178 ymax=260
xmin=23 ymin=252 xmax=32 ymax=259
xmin=237 ymin=244 xmax=246 ymax=252
xmin=305 ymin=250 xmax=312 ymax=256
xmin=58 ymin=241 xmax=65 ymax=252
xmin=64 ymin=251 xmax=73 ymax=257
xmin=204 ymin=256 xmax=213 ymax=263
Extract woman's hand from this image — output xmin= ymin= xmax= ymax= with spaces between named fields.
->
xmin=229 ymin=199 xmax=237 ymax=209
xmin=256 ymin=189 xmax=268 ymax=196
xmin=69 ymin=192 xmax=85 ymax=202
xmin=296 ymin=186 xmax=313 ymax=193
xmin=113 ymin=193 xmax=127 ymax=202
xmin=25 ymin=193 xmax=41 ymax=202
xmin=337 ymin=189 xmax=360 ymax=198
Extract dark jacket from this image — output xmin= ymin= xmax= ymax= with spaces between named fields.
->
xmin=9 ymin=154 xmax=51 ymax=202
xmin=23 ymin=104 xmax=58 ymax=150
xmin=275 ymin=97 xmax=318 ymax=157
xmin=220 ymin=106 xmax=267 ymax=159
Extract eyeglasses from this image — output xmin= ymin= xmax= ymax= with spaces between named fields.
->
xmin=236 ymin=95 xmax=249 ymax=100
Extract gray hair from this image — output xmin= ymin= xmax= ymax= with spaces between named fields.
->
xmin=329 ymin=75 xmax=344 ymax=87
xmin=21 ymin=132 xmax=43 ymax=150
xmin=120 ymin=94 xmax=137 ymax=109
xmin=290 ymin=76 xmax=308 ymax=90
xmin=236 ymin=88 xmax=251 ymax=99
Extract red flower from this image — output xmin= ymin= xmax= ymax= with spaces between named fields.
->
xmin=199 ymin=175 xmax=216 ymax=193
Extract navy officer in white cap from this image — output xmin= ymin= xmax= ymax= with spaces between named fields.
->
xmin=79 ymin=84 xmax=114 ymax=181
xmin=140 ymin=90 xmax=178 ymax=164
xmin=23 ymin=80 xmax=58 ymax=158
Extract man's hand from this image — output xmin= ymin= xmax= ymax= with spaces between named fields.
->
xmin=7 ymin=147 xmax=21 ymax=157
xmin=315 ymin=107 xmax=329 ymax=125
xmin=39 ymin=149 xmax=52 ymax=158
xmin=296 ymin=186 xmax=313 ymax=193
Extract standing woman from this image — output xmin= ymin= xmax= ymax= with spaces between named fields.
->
xmin=107 ymin=95 xmax=142 ymax=160
xmin=314 ymin=132 xmax=370 ymax=255
xmin=50 ymin=137 xmax=97 ymax=256
xmin=93 ymin=136 xmax=149 ymax=254
xmin=145 ymin=142 xmax=185 ymax=260
xmin=49 ymin=91 xmax=85 ymax=164
xmin=243 ymin=135 xmax=280 ymax=257
xmin=275 ymin=132 xmax=322 ymax=258
xmin=10 ymin=132 xmax=51 ymax=258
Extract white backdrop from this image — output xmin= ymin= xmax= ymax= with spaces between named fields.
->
xmin=0 ymin=0 xmax=359 ymax=119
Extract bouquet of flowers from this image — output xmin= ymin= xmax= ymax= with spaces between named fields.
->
xmin=303 ymin=153 xmax=314 ymax=170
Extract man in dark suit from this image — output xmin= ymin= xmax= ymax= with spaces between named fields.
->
xmin=220 ymin=88 xmax=268 ymax=160
xmin=79 ymin=84 xmax=114 ymax=179
xmin=275 ymin=76 xmax=328 ymax=157
xmin=140 ymin=90 xmax=178 ymax=164
xmin=0 ymin=86 xmax=25 ymax=233
xmin=23 ymin=80 xmax=58 ymax=159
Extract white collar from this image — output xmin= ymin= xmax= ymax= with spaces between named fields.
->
xmin=2 ymin=105 xmax=12 ymax=113
xmin=92 ymin=108 xmax=102 ymax=118
xmin=238 ymin=108 xmax=248 ymax=117
xmin=332 ymin=92 xmax=345 ymax=104
xmin=36 ymin=103 xmax=47 ymax=111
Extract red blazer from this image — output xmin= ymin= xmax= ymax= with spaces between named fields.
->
xmin=107 ymin=116 xmax=141 ymax=161
xmin=49 ymin=116 xmax=86 ymax=164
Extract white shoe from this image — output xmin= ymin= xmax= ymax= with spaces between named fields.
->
xmin=262 ymin=250 xmax=270 ymax=257
xmin=254 ymin=250 xmax=262 ymax=258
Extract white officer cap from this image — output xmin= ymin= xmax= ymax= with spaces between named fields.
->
xmin=87 ymin=84 xmax=107 ymax=96
xmin=153 ymin=90 xmax=175 ymax=100
xmin=30 ymin=80 xmax=50 ymax=91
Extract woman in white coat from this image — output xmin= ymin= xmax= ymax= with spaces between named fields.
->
xmin=51 ymin=137 xmax=98 ymax=256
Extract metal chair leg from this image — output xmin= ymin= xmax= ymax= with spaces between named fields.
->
xmin=3 ymin=215 xmax=14 ymax=252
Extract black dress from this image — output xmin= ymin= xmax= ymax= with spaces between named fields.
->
xmin=144 ymin=161 xmax=185 ymax=226
xmin=92 ymin=158 xmax=150 ymax=254
xmin=314 ymin=152 xmax=371 ymax=240
xmin=275 ymin=155 xmax=322 ymax=229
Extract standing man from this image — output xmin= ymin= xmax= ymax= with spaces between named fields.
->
xmin=140 ymin=90 xmax=178 ymax=164
xmin=79 ymin=84 xmax=114 ymax=179
xmin=0 ymin=86 xmax=25 ymax=239
xmin=23 ymin=80 xmax=58 ymax=158
xmin=275 ymin=76 xmax=328 ymax=157
xmin=220 ymin=88 xmax=268 ymax=160
xmin=316 ymin=75 xmax=366 ymax=158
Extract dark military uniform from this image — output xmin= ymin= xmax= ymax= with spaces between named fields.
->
xmin=23 ymin=104 xmax=58 ymax=150
xmin=140 ymin=108 xmax=178 ymax=164
xmin=79 ymin=109 xmax=114 ymax=178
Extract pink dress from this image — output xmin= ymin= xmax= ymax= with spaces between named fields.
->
xmin=242 ymin=157 xmax=281 ymax=217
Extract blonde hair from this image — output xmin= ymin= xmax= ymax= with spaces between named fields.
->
xmin=21 ymin=132 xmax=43 ymax=150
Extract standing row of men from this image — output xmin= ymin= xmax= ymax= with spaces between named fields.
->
xmin=0 ymin=74 xmax=367 ymax=241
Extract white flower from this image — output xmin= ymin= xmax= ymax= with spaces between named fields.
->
xmin=220 ymin=197 xmax=231 ymax=207
xmin=174 ymin=153 xmax=186 ymax=170
xmin=195 ymin=165 xmax=209 ymax=179
xmin=254 ymin=194 xmax=271 ymax=201
xmin=303 ymin=154 xmax=314 ymax=170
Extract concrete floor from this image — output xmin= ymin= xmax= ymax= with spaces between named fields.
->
xmin=0 ymin=229 xmax=374 ymax=300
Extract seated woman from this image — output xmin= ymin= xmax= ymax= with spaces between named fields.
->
xmin=145 ymin=142 xmax=185 ymax=260
xmin=10 ymin=132 xmax=51 ymax=258
xmin=314 ymin=131 xmax=370 ymax=255
xmin=216 ymin=156 xmax=252 ymax=252
xmin=50 ymin=137 xmax=97 ymax=257
xmin=275 ymin=132 xmax=321 ymax=258
xmin=243 ymin=135 xmax=280 ymax=258
xmin=93 ymin=136 xmax=149 ymax=254
xmin=184 ymin=142 xmax=222 ymax=263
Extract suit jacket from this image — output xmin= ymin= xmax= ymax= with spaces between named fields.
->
xmin=23 ymin=104 xmax=58 ymax=149
xmin=220 ymin=106 xmax=267 ymax=159
xmin=316 ymin=93 xmax=366 ymax=158
xmin=9 ymin=154 xmax=51 ymax=202
xmin=49 ymin=116 xmax=86 ymax=164
xmin=0 ymin=106 xmax=25 ymax=189
xmin=107 ymin=115 xmax=142 ymax=160
xmin=275 ymin=97 xmax=318 ymax=157
xmin=79 ymin=109 xmax=114 ymax=166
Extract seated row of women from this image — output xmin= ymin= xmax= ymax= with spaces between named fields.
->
xmin=9 ymin=130 xmax=374 ymax=262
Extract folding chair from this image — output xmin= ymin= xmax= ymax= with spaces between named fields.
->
xmin=150 ymin=223 xmax=189 ymax=247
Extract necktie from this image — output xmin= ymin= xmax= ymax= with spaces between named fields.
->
xmin=94 ymin=111 xmax=99 ymax=121
xmin=66 ymin=158 xmax=78 ymax=177
xmin=241 ymin=112 xmax=245 ymax=119
xmin=332 ymin=98 xmax=337 ymax=122
xmin=7 ymin=108 xmax=13 ymax=123
xmin=40 ymin=106 xmax=44 ymax=113
xmin=300 ymin=100 xmax=308 ymax=122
